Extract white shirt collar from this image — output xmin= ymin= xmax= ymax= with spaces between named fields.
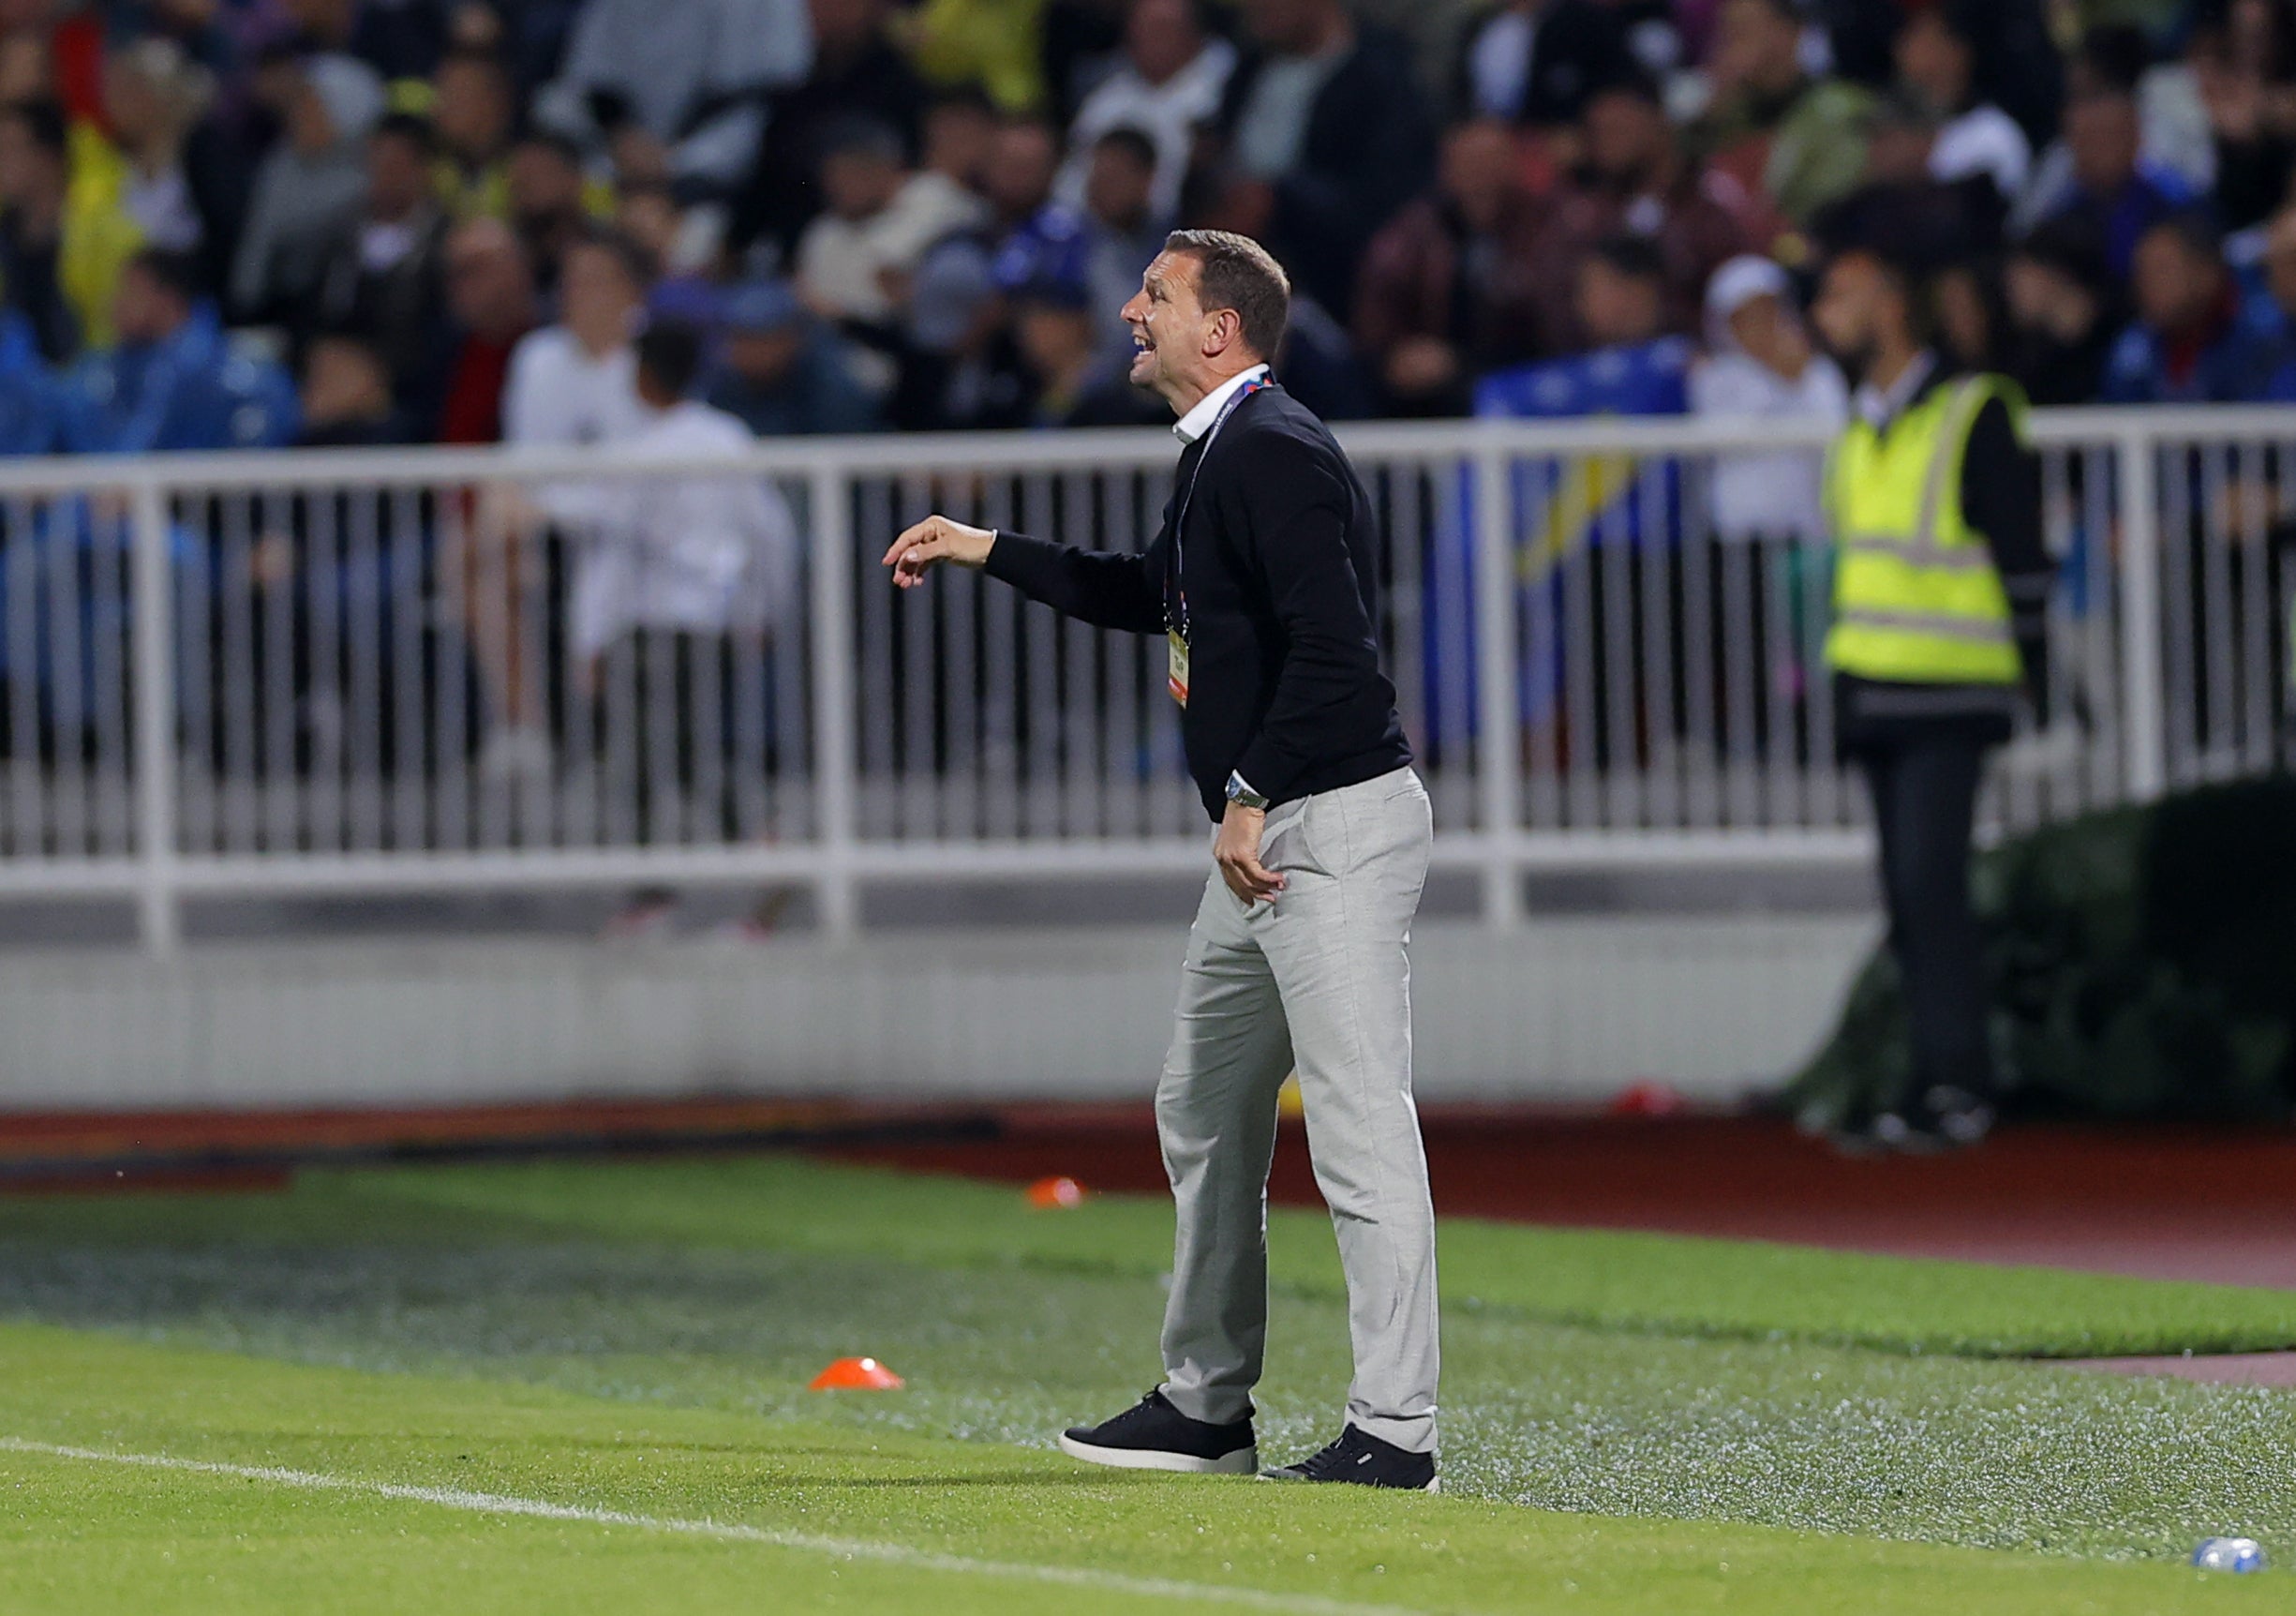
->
xmin=1173 ymin=363 xmax=1271 ymax=444
xmin=1853 ymin=350 xmax=1937 ymax=431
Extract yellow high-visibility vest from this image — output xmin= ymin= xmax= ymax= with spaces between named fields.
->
xmin=1824 ymin=373 xmax=2025 ymax=686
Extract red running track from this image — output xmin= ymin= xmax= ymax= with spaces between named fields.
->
xmin=827 ymin=1108 xmax=2296 ymax=1291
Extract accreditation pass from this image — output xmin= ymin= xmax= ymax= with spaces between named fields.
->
xmin=1167 ymin=628 xmax=1189 ymax=707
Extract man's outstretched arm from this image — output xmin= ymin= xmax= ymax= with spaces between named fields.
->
xmin=884 ymin=515 xmax=1165 ymax=634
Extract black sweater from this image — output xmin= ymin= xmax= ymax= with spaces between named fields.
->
xmin=983 ymin=384 xmax=1410 ymax=820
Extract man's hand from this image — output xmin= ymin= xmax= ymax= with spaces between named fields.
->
xmin=884 ymin=514 xmax=996 ymax=590
xmin=1214 ymin=801 xmax=1284 ymax=905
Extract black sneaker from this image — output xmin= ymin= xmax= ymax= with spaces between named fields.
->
xmin=1259 ymin=1424 xmax=1438 ymax=1491
xmin=1057 ymin=1389 xmax=1257 ymax=1475
xmin=1833 ymin=1085 xmax=1996 ymax=1155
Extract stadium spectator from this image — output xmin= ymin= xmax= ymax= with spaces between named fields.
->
xmin=2101 ymin=211 xmax=2281 ymax=403
xmin=579 ymin=320 xmax=802 ymax=875
xmin=435 ymin=215 xmax=536 ymax=445
xmin=59 ymin=247 xmax=299 ymax=453
xmin=1692 ymin=0 xmax=1873 ymax=230
xmin=429 ymin=46 xmax=518 ymax=219
xmin=1452 ymin=0 xmax=1630 ymax=130
xmin=1055 ymin=0 xmax=1234 ymax=224
xmin=1078 ymin=126 xmax=1167 ymax=365
xmin=1527 ymin=71 xmax=1752 ymax=355
xmin=2191 ymin=0 xmax=2296 ymax=232
xmin=1891 ymin=3 xmax=2030 ymax=215
xmin=533 ymin=0 xmax=811 ymax=198
xmin=503 ymin=228 xmax=647 ymax=452
xmin=2022 ymin=61 xmax=2196 ymax=284
xmin=1007 ymin=262 xmax=1133 ymax=426
xmin=276 ymin=0 xmax=454 ymax=83
xmin=2016 ymin=28 xmax=2213 ymax=237
xmin=1689 ymin=253 xmax=1846 ymax=546
xmin=230 ymin=52 xmax=383 ymax=326
xmin=703 ymin=277 xmax=881 ymax=436
xmin=796 ymin=116 xmax=985 ymax=335
xmin=739 ymin=0 xmax=927 ymax=256
xmin=2245 ymin=202 xmax=2296 ymax=399
xmin=1353 ymin=118 xmax=1547 ymax=417
xmin=2001 ymin=217 xmax=2118 ymax=406
xmin=1479 ymin=232 xmax=1691 ymax=417
xmin=310 ymin=112 xmax=453 ymax=420
xmin=502 ymin=128 xmax=596 ymax=304
xmin=1200 ymin=0 xmax=1438 ymax=315
xmin=0 ymin=97 xmax=139 ymax=364
xmin=480 ymin=227 xmax=648 ymax=785
xmin=101 ymin=36 xmax=233 ymax=292
xmin=292 ymin=329 xmax=412 ymax=447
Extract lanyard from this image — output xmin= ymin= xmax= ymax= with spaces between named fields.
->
xmin=1164 ymin=373 xmax=1270 ymax=641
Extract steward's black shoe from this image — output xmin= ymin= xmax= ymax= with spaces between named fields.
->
xmin=1259 ymin=1425 xmax=1438 ymax=1491
xmin=1058 ymin=1389 xmax=1257 ymax=1474
xmin=1869 ymin=1085 xmax=1996 ymax=1155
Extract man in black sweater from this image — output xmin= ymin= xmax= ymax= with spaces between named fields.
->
xmin=884 ymin=230 xmax=1439 ymax=1490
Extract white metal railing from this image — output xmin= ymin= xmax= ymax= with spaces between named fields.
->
xmin=0 ymin=407 xmax=2288 ymax=951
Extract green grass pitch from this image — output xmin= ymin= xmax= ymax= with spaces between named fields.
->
xmin=3 ymin=1155 xmax=2293 ymax=1613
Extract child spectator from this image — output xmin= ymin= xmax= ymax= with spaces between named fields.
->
xmin=1688 ymin=254 xmax=1845 ymax=547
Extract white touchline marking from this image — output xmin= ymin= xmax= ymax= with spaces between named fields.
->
xmin=0 ymin=1437 xmax=1419 ymax=1616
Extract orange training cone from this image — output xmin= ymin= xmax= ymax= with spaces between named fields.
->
xmin=810 ymin=1356 xmax=904 ymax=1390
xmin=1026 ymin=1175 xmax=1085 ymax=1209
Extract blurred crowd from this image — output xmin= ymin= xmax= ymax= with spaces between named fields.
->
xmin=0 ymin=0 xmax=2293 ymax=462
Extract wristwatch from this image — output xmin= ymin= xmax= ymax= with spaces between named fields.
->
xmin=1225 ymin=771 xmax=1270 ymax=812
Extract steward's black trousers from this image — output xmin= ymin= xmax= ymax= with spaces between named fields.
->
xmin=1856 ymin=729 xmax=1995 ymax=1104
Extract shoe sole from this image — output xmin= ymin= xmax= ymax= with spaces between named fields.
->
xmin=1257 ymin=1472 xmax=1440 ymax=1492
xmin=1057 ymin=1434 xmax=1258 ymax=1474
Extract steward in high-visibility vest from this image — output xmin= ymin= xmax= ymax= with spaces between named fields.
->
xmin=1809 ymin=245 xmax=2051 ymax=1154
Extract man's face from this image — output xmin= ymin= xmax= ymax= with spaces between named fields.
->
xmin=1017 ymin=303 xmax=1096 ymax=379
xmin=506 ymin=143 xmax=581 ymax=227
xmin=1120 ymin=249 xmax=1215 ymax=397
xmin=1439 ymin=120 xmax=1520 ymax=229
xmin=559 ymin=243 xmax=640 ymax=352
xmin=923 ymin=101 xmax=994 ymax=184
xmin=984 ymin=123 xmax=1057 ymax=217
xmin=1126 ymin=0 xmax=1201 ymax=82
xmin=366 ymin=132 xmax=431 ymax=217
xmin=434 ymin=57 xmax=510 ymax=157
xmin=1710 ymin=0 xmax=1800 ymax=97
xmin=2066 ymin=92 xmax=2139 ymax=194
xmin=112 ymin=264 xmax=182 ymax=345
xmin=1575 ymin=259 xmax=1662 ymax=349
xmin=1811 ymin=251 xmax=1893 ymax=375
xmin=2131 ymin=228 xmax=2220 ymax=333
xmin=808 ymin=0 xmax=883 ymax=52
xmin=2005 ymin=255 xmax=2097 ymax=341
xmin=821 ymin=147 xmax=900 ymax=219
xmin=1085 ymin=141 xmax=1155 ymax=228
xmin=0 ymin=117 xmax=52 ymax=205
xmin=1242 ymin=0 xmax=1319 ymax=54
xmin=727 ymin=327 xmax=803 ymax=386
xmin=1893 ymin=11 xmax=1969 ymax=112
xmin=1582 ymin=91 xmax=1663 ymax=187
xmin=444 ymin=223 xmax=531 ymax=334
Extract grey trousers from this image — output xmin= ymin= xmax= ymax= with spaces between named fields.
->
xmin=1155 ymin=766 xmax=1439 ymax=1454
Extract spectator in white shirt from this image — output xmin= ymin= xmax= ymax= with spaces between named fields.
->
xmin=1689 ymin=255 xmax=1847 ymax=765
xmin=1893 ymin=4 xmax=2030 ymax=213
xmin=584 ymin=321 xmax=805 ymax=935
xmin=473 ymin=229 xmax=651 ymax=788
xmin=1689 ymin=255 xmax=1846 ymax=546
xmin=1055 ymin=0 xmax=1235 ymax=223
